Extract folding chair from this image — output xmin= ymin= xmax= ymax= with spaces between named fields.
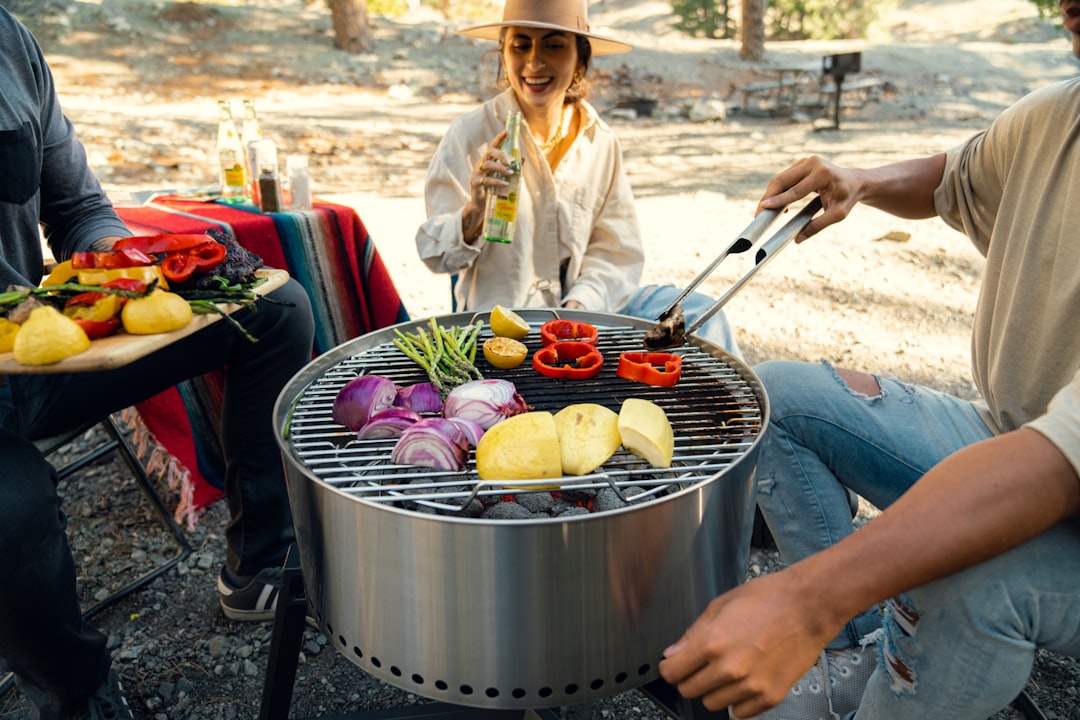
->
xmin=32 ymin=412 xmax=192 ymax=619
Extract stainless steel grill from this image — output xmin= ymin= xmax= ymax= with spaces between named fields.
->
xmin=286 ymin=319 xmax=761 ymax=513
xmin=274 ymin=309 xmax=767 ymax=710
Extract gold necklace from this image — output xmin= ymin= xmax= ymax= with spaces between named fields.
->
xmin=539 ymin=126 xmax=563 ymax=152
xmin=536 ymin=107 xmax=570 ymax=152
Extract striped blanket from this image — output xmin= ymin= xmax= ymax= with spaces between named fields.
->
xmin=117 ymin=196 xmax=410 ymax=525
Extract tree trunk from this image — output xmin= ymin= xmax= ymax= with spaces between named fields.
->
xmin=740 ymin=0 xmax=766 ymax=62
xmin=330 ymin=0 xmax=374 ymax=54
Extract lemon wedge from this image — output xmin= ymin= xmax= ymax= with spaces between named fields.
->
xmin=490 ymin=305 xmax=530 ymax=340
xmin=482 ymin=336 xmax=528 ymax=369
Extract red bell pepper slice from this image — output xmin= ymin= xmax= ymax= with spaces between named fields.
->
xmin=616 ymin=352 xmax=683 ymax=388
xmin=532 ymin=341 xmax=604 ymax=380
xmin=160 ymin=253 xmax=198 ymax=284
xmin=540 ymin=319 xmax=599 ymax=347
xmin=113 ymin=233 xmax=215 ymax=255
xmin=64 ymin=290 xmax=107 ymax=307
xmin=70 ymin=248 xmax=154 ymax=269
xmin=64 ymin=277 xmax=149 ymax=311
xmin=188 ymin=241 xmax=227 ymax=273
xmin=72 ymin=316 xmax=122 ymax=340
xmin=101 ymin=278 xmax=149 ymax=294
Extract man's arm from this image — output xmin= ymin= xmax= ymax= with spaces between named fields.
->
xmin=658 ymin=425 xmax=1080 ymax=716
xmin=756 ymin=154 xmax=947 ymax=242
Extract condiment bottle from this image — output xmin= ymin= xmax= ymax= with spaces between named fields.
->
xmin=216 ymin=99 xmax=247 ymax=202
xmin=481 ymin=110 xmax=522 ymax=244
xmin=286 ymin=154 xmax=312 ymax=210
xmin=253 ymin=139 xmax=282 ymax=213
xmin=241 ymin=98 xmax=264 ymax=201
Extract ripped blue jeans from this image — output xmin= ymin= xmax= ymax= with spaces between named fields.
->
xmin=754 ymin=359 xmax=1080 ymax=717
xmin=853 ymin=518 xmax=1080 ymax=719
xmin=752 ymin=359 xmax=993 ymax=648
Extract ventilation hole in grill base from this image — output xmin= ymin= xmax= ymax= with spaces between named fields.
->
xmin=331 ymin=630 xmax=651 ymax=706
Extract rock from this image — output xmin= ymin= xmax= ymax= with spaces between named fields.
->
xmin=688 ymin=97 xmax=727 ymax=123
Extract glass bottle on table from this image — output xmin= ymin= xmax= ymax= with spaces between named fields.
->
xmin=241 ymin=98 xmax=263 ymax=200
xmin=216 ymin=99 xmax=247 ymax=203
xmin=481 ymin=110 xmax=522 ymax=244
xmin=253 ymin=139 xmax=283 ymax=213
xmin=286 ymin=154 xmax=312 ymax=210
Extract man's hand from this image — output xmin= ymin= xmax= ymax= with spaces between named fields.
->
xmin=658 ymin=567 xmax=842 ymax=716
xmin=757 ymin=155 xmax=863 ymax=243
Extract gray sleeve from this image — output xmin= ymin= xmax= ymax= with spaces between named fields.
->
xmin=34 ymin=43 xmax=130 ymax=261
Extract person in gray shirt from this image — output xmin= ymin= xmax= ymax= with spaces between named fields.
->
xmin=0 ymin=8 xmax=315 ymax=718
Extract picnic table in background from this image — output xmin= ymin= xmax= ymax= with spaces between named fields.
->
xmin=115 ymin=195 xmax=410 ymax=525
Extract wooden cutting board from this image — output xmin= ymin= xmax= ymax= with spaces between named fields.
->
xmin=0 ymin=268 xmax=289 ymax=375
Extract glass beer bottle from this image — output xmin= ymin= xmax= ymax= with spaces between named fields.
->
xmin=216 ymin=99 xmax=247 ymax=202
xmin=481 ymin=110 xmax=522 ymax=244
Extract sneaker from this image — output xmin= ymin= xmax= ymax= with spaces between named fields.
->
xmin=218 ymin=565 xmax=283 ymax=621
xmin=72 ymin=668 xmax=134 ymax=720
xmin=730 ymin=636 xmax=878 ymax=720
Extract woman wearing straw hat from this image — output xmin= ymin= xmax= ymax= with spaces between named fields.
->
xmin=415 ymin=0 xmax=740 ymax=354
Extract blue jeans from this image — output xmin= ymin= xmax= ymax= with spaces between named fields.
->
xmin=753 ymin=360 xmax=1080 ymax=718
xmin=753 ymin=359 xmax=993 ymax=647
xmin=856 ymin=519 xmax=1080 ymax=719
xmin=619 ymin=283 xmax=742 ymax=357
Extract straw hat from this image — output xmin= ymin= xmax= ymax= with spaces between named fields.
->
xmin=457 ymin=0 xmax=632 ymax=55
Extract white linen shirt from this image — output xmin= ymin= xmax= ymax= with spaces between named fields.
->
xmin=416 ymin=89 xmax=644 ymax=313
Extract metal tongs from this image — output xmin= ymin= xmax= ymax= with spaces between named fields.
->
xmin=644 ymin=196 xmax=823 ymax=350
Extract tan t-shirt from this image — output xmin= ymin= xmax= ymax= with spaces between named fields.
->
xmin=934 ymin=77 xmax=1080 ymax=470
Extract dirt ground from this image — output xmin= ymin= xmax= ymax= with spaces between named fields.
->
xmin=10 ymin=0 xmax=1080 ymax=717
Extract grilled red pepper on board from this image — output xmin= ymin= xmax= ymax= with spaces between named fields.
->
xmin=189 ymin=241 xmax=227 ymax=272
xmin=71 ymin=248 xmax=154 ymax=269
xmin=62 ymin=278 xmax=148 ymax=340
xmin=616 ymin=352 xmax=683 ymax=387
xmin=112 ymin=234 xmax=215 ymax=255
xmin=160 ymin=253 xmax=198 ymax=284
xmin=540 ymin=319 xmax=599 ymax=347
xmin=113 ymin=233 xmax=228 ymax=283
xmin=532 ymin=341 xmax=604 ymax=380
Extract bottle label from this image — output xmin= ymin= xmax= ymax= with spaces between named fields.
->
xmin=493 ymin=191 xmax=518 ymax=223
xmin=223 ymin=163 xmax=246 ymax=188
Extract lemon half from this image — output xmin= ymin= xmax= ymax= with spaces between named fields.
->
xmin=482 ymin=336 xmax=528 ymax=369
xmin=490 ymin=305 xmax=530 ymax=340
